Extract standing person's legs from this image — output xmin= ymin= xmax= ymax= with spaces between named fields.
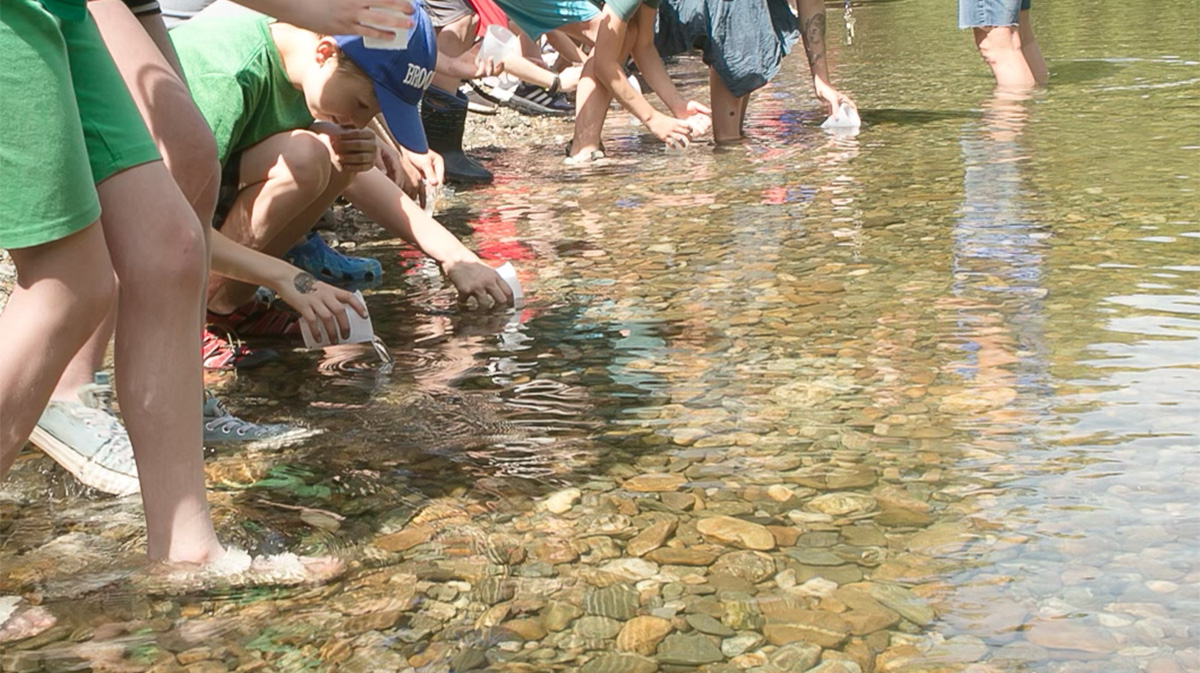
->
xmin=62 ymin=10 xmax=223 ymax=561
xmin=709 ymin=68 xmax=750 ymax=143
xmin=0 ymin=227 xmax=116 ymax=470
xmin=52 ymin=0 xmax=221 ymax=399
xmin=1018 ymin=8 xmax=1047 ymax=85
xmin=961 ymin=0 xmax=1035 ymax=91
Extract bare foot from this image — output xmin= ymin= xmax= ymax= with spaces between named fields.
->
xmin=133 ymin=549 xmax=345 ymax=596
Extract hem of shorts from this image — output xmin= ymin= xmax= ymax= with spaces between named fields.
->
xmin=959 ymin=21 xmax=1020 ymax=29
xmin=91 ymin=144 xmax=162 ymax=185
xmin=0 ymin=203 xmax=102 ymax=250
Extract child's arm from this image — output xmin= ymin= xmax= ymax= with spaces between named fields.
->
xmin=627 ymin=5 xmax=711 ymax=133
xmin=591 ymin=6 xmax=691 ymax=146
xmin=343 ymin=169 xmax=513 ymax=309
xmin=209 ymin=230 xmax=367 ymax=339
xmin=236 ymin=0 xmax=414 ymax=40
xmin=794 ymin=0 xmax=856 ymax=113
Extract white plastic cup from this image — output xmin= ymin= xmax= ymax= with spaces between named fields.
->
xmin=362 ymin=8 xmax=410 ymax=50
xmin=476 ymin=25 xmax=519 ymax=66
xmin=493 ymin=262 xmax=524 ymax=308
xmin=821 ymin=101 xmax=862 ymax=130
xmin=300 ymin=291 xmax=375 ymax=348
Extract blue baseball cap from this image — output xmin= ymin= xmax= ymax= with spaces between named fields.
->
xmin=335 ymin=2 xmax=438 ymax=153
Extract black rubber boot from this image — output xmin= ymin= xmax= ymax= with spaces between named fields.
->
xmin=422 ymin=85 xmax=493 ymax=185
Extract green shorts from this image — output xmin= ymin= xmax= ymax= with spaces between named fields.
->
xmin=0 ymin=0 xmax=160 ymax=250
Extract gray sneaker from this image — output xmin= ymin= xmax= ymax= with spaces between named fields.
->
xmin=28 ymin=373 xmax=140 ymax=496
xmin=202 ymin=391 xmax=319 ymax=449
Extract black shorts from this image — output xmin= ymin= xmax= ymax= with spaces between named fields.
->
xmin=213 ymin=151 xmax=241 ymax=229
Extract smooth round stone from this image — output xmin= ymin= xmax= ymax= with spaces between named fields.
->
xmin=939 ymin=387 xmax=1017 ymax=414
xmin=925 ymin=635 xmax=989 ymax=663
xmin=866 ymin=583 xmax=935 ymax=626
xmin=627 ymin=520 xmax=678 ymax=557
xmin=601 ymin=558 xmax=660 ymax=582
xmin=575 ymin=616 xmax=623 ymax=640
xmin=585 ymin=584 xmax=640 ymax=620
xmin=625 ymin=473 xmax=689 ymax=492
xmin=696 ymin=516 xmax=776 ymax=550
xmin=545 ymin=488 xmax=583 ymax=514
xmin=541 ymin=601 xmax=583 ymax=632
xmin=657 ymin=633 xmax=725 ymax=666
xmin=616 ymin=615 xmax=674 ymax=656
xmin=687 ymin=613 xmax=735 ymax=637
xmin=770 ymin=642 xmax=822 ymax=672
xmin=1024 ymin=621 xmax=1117 ymax=653
xmin=580 ymin=653 xmax=658 ymax=673
xmin=712 ymin=550 xmax=777 ymax=583
xmin=806 ymin=493 xmax=877 ymax=516
xmin=786 ymin=549 xmax=845 ymax=566
xmin=646 ymin=548 xmax=717 ymax=566
xmin=721 ymin=633 xmax=764 ymax=658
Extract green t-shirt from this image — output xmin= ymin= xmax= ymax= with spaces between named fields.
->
xmin=601 ymin=0 xmax=660 ymax=23
xmin=170 ymin=15 xmax=314 ymax=165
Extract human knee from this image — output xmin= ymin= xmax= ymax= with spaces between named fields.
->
xmin=977 ymin=26 xmax=1022 ymax=61
xmin=277 ymin=131 xmax=335 ymax=191
xmin=130 ymin=217 xmax=207 ymax=298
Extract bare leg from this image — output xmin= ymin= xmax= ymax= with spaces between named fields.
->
xmin=208 ymin=131 xmax=354 ymax=312
xmin=0 ymin=224 xmax=116 ymax=472
xmin=431 ymin=13 xmax=479 ymax=93
xmin=96 ymin=161 xmax=222 ymax=563
xmin=709 ymin=67 xmax=746 ymax=144
xmin=1018 ymin=9 xmax=1048 ymax=86
xmin=570 ymin=26 xmax=637 ymax=155
xmin=52 ymin=0 xmax=221 ymax=399
xmin=973 ymin=25 xmax=1036 ymax=92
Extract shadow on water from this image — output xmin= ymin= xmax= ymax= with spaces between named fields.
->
xmin=858 ymin=107 xmax=980 ymax=126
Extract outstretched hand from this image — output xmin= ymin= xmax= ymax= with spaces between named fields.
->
xmin=443 ymin=260 xmax=513 ymax=310
xmin=277 ymin=271 xmax=368 ymax=343
xmin=814 ymin=77 xmax=856 ymax=116
xmin=647 ymin=112 xmax=692 ymax=148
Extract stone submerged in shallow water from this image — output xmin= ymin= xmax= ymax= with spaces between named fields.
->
xmin=616 ymin=615 xmax=674 ymax=656
xmin=806 ymin=493 xmax=877 ymax=517
xmin=696 ymin=516 xmax=776 ymax=550
xmin=656 ymin=632 xmax=725 ymax=666
xmin=762 ymin=610 xmax=851 ymax=648
xmin=575 ymin=615 xmax=623 ymax=640
xmin=1024 ymin=621 xmax=1118 ymax=653
xmin=581 ymin=653 xmax=659 ymax=673
xmin=711 ymin=550 xmax=777 ymax=583
xmin=584 ymin=584 xmax=640 ymax=620
xmin=624 ymin=473 xmax=688 ymax=492
xmin=866 ymin=583 xmax=935 ymax=626
xmin=645 ymin=548 xmax=717 ymax=566
xmin=770 ymin=642 xmax=822 ymax=672
xmin=540 ymin=601 xmax=583 ymax=632
xmin=686 ymin=613 xmax=735 ymax=637
xmin=544 ymin=488 xmax=583 ymax=514
xmin=626 ymin=519 xmax=677 ymax=557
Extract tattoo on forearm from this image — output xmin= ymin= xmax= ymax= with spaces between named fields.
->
xmin=294 ymin=271 xmax=317 ymax=294
xmin=803 ymin=12 xmax=827 ymax=72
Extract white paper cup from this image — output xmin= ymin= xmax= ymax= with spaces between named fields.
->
xmin=494 ymin=262 xmax=523 ymax=308
xmin=362 ymin=8 xmax=410 ymax=50
xmin=476 ymin=24 xmax=519 ymax=65
xmin=300 ymin=291 xmax=375 ymax=348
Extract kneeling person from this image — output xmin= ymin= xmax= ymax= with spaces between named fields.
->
xmin=171 ymin=5 xmax=513 ymax=322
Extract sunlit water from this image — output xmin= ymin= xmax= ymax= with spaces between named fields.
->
xmin=2 ymin=1 xmax=1197 ymax=671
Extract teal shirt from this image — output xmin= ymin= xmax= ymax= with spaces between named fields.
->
xmin=602 ymin=0 xmax=661 ymax=22
xmin=170 ymin=15 xmax=315 ymax=165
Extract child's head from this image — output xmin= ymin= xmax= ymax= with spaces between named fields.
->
xmin=303 ymin=41 xmax=380 ymax=129
xmin=304 ymin=3 xmax=438 ymax=152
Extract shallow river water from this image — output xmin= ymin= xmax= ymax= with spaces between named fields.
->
xmin=2 ymin=0 xmax=1197 ymax=671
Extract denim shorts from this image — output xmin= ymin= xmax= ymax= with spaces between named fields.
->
xmin=959 ymin=0 xmax=1031 ymax=29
